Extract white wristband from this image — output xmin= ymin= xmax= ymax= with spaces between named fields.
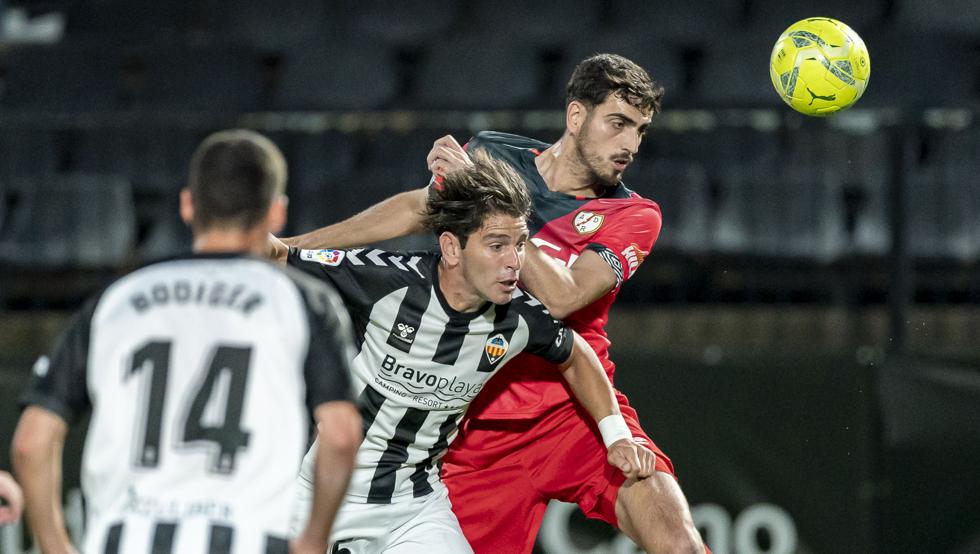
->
xmin=598 ymin=414 xmax=632 ymax=448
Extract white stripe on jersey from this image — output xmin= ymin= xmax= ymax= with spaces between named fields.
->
xmin=299 ymin=285 xmax=537 ymax=504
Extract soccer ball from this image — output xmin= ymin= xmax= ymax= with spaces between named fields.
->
xmin=769 ymin=17 xmax=870 ymax=116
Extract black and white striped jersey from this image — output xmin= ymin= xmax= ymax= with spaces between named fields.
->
xmin=288 ymin=247 xmax=573 ymax=504
xmin=21 ymin=253 xmax=355 ymax=554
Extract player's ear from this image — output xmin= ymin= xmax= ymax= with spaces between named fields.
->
xmin=566 ymin=101 xmax=586 ymax=134
xmin=266 ymin=195 xmax=288 ymax=235
xmin=438 ymin=231 xmax=462 ymax=265
xmin=179 ymin=188 xmax=195 ymax=227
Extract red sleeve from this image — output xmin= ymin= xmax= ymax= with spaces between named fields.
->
xmin=584 ymin=202 xmax=661 ymax=285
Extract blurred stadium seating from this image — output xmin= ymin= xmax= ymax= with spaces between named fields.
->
xmin=1 ymin=2 xmax=979 ymax=553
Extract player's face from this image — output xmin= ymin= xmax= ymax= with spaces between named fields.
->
xmin=575 ymin=93 xmax=652 ymax=186
xmin=460 ymin=213 xmax=529 ymax=305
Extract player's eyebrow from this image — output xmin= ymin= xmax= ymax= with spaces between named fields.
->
xmin=608 ymin=112 xmax=651 ymax=134
xmin=483 ymin=232 xmax=518 ymax=242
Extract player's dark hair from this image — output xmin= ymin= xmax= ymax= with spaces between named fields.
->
xmin=188 ymin=129 xmax=287 ymax=232
xmin=423 ymin=150 xmax=531 ymax=248
xmin=566 ymin=53 xmax=664 ymax=115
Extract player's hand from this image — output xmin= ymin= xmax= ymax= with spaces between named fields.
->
xmin=607 ymin=439 xmax=656 ymax=481
xmin=426 ymin=135 xmax=472 ymax=177
xmin=288 ymin=534 xmax=329 ymax=554
xmin=0 ymin=470 xmax=24 ymax=525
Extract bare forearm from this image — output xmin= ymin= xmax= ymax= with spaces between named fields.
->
xmin=560 ymin=335 xmax=620 ymax=424
xmin=283 ymin=188 xmax=428 ymax=250
xmin=521 ymin=244 xmax=613 ymax=320
xmin=302 ymin=442 xmax=354 ymax=545
xmin=12 ymin=414 xmax=73 ymax=553
xmin=298 ymin=403 xmax=361 ymax=548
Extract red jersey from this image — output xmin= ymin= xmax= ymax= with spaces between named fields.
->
xmin=452 ymin=131 xmax=662 ymax=419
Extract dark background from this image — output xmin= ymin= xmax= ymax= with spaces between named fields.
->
xmin=1 ymin=1 xmax=979 ymax=553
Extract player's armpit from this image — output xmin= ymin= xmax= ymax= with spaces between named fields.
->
xmin=521 ymin=245 xmax=618 ymax=320
xmin=281 ymin=188 xmax=428 ymax=250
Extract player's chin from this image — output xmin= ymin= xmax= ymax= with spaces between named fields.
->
xmin=491 ymin=282 xmax=517 ymax=303
xmin=600 ymin=168 xmax=623 ymax=185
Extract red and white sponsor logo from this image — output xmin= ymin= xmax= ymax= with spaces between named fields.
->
xmin=621 ymin=243 xmax=648 ymax=278
xmin=573 ymin=211 xmax=604 ymax=235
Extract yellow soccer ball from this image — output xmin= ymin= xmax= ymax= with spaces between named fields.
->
xmin=769 ymin=17 xmax=871 ymax=116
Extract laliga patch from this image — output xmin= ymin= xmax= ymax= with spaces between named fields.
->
xmin=301 ymin=249 xmax=345 ymax=266
xmin=573 ymin=211 xmax=604 ymax=235
xmin=484 ymin=333 xmax=509 ymax=365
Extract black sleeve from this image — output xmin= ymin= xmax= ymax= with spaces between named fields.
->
xmin=516 ymin=292 xmax=574 ymax=365
xmin=295 ymin=278 xmax=357 ymax=414
xmin=19 ymin=297 xmax=98 ymax=423
xmin=286 ymin=247 xmax=377 ymax=316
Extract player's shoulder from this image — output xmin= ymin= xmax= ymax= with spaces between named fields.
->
xmin=294 ymin=247 xmax=436 ymax=281
xmin=599 ymin=184 xmax=662 ymax=219
xmin=507 ymin=287 xmax=558 ymax=323
xmin=468 ymin=131 xmax=550 ymax=156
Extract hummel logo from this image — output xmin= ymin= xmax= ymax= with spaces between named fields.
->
xmin=807 ymin=87 xmax=836 ymax=105
xmin=396 ymin=323 xmax=415 ymax=339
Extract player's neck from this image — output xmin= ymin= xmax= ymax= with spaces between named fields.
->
xmin=192 ymin=228 xmax=267 ymax=256
xmin=436 ymin=260 xmax=484 ymax=313
xmin=536 ymin=136 xmax=604 ymax=198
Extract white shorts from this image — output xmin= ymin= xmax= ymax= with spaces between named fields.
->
xmin=291 ymin=484 xmax=472 ymax=554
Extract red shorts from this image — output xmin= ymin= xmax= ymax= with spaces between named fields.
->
xmin=441 ymin=391 xmax=674 ymax=554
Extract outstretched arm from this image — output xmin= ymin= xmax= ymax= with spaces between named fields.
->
xmin=281 ymin=134 xmax=472 ymax=251
xmin=557 ymin=333 xmax=655 ymax=481
xmin=282 ymin=188 xmax=429 ymax=250
xmin=11 ymin=407 xmax=76 ymax=554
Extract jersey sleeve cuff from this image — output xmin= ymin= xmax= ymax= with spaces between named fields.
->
xmin=19 ymin=391 xmax=74 ymax=423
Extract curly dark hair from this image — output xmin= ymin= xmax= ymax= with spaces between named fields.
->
xmin=566 ymin=53 xmax=665 ymax=115
xmin=422 ymin=150 xmax=531 ymax=248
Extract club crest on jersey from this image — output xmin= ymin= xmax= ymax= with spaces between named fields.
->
xmin=301 ymin=249 xmax=345 ymax=266
xmin=573 ymin=211 xmax=604 ymax=235
xmin=484 ymin=333 xmax=509 ymax=365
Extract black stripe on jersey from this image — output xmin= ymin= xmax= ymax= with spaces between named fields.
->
xmin=476 ymin=304 xmax=519 ymax=373
xmin=432 ymin=320 xmax=469 ymax=366
xmin=359 ymin=386 xmax=386 ymax=436
xmin=150 ymin=522 xmax=177 ymax=554
xmin=208 ymin=524 xmax=233 ymax=554
xmin=265 ymin=536 xmax=289 ymax=554
xmin=367 ymin=407 xmax=429 ymax=504
xmin=103 ymin=523 xmax=123 ymax=554
xmin=409 ymin=412 xmax=459 ymax=497
xmin=386 ymin=286 xmax=431 ymax=353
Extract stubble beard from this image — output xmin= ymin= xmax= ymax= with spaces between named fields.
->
xmin=574 ymin=122 xmax=619 ymax=188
